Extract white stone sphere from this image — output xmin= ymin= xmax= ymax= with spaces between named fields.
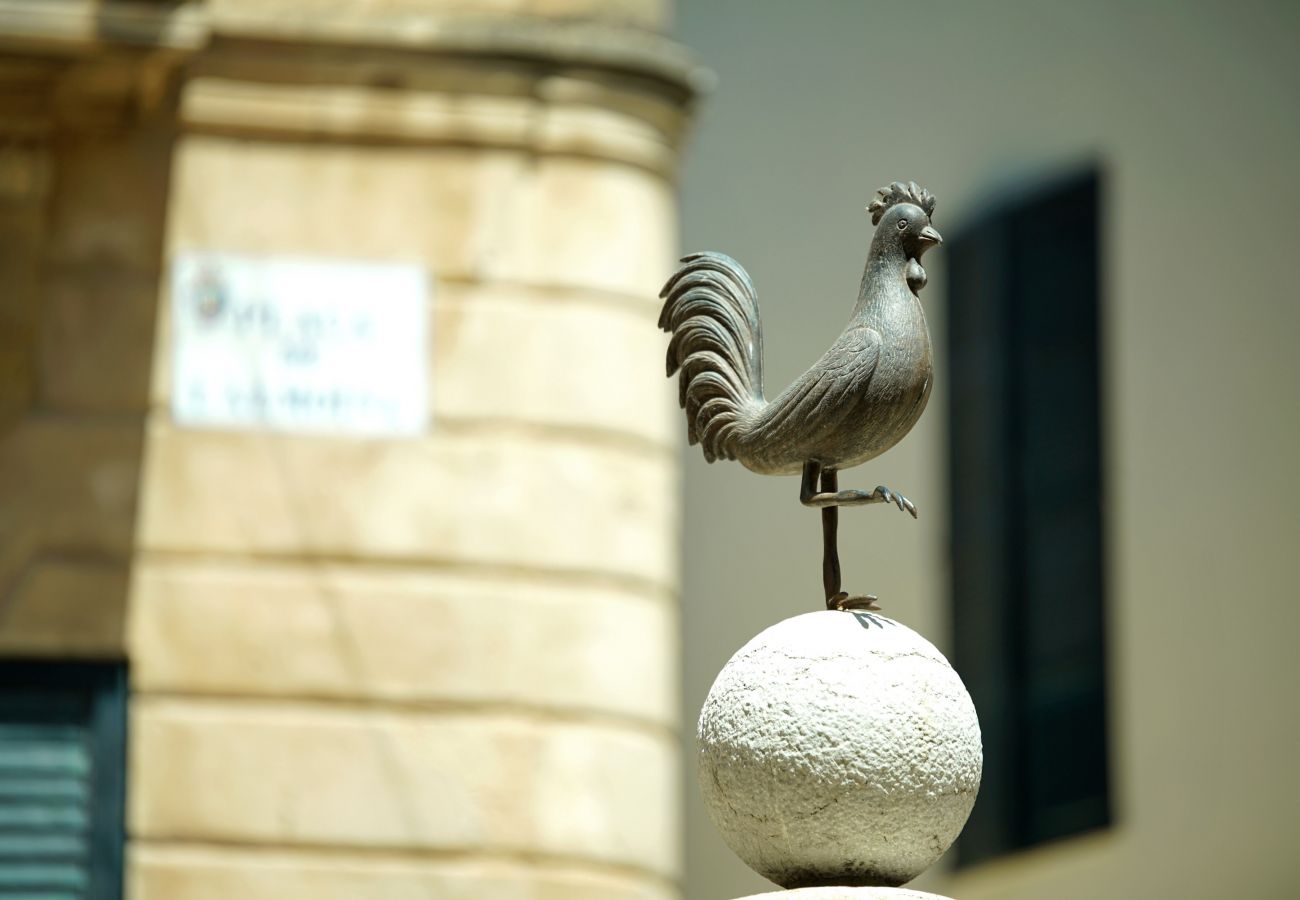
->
xmin=697 ymin=610 xmax=982 ymax=889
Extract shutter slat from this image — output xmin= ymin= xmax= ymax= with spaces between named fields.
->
xmin=0 ymin=745 xmax=91 ymax=779
xmin=0 ymin=693 xmax=86 ymax=717
xmin=0 ymin=724 xmax=86 ymax=743
xmin=0 ymin=779 xmax=87 ymax=804
xmin=0 ymin=803 xmax=88 ymax=831
xmin=0 ymin=862 xmax=89 ymax=889
xmin=0 ymin=832 xmax=87 ymax=861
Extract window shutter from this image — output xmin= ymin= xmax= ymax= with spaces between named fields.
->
xmin=946 ymin=171 xmax=1111 ymax=864
xmin=0 ymin=663 xmax=126 ymax=900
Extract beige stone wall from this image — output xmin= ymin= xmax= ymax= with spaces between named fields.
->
xmin=0 ymin=2 xmax=696 ymax=897
xmin=0 ymin=50 xmax=174 ymax=659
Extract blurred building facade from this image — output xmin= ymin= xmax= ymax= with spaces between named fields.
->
xmin=0 ymin=1 xmax=696 ymax=897
xmin=675 ymin=3 xmax=1300 ymax=900
xmin=9 ymin=3 xmax=1300 ymax=900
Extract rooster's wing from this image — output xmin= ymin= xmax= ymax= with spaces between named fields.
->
xmin=750 ymin=323 xmax=882 ymax=453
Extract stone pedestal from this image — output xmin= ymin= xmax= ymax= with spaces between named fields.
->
xmin=699 ymin=610 xmax=981 ymax=893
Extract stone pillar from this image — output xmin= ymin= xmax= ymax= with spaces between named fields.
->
xmin=2 ymin=1 xmax=697 ymax=897
xmin=125 ymin=4 xmax=697 ymax=900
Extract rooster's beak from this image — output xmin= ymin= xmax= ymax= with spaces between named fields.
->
xmin=919 ymin=225 xmax=943 ymax=246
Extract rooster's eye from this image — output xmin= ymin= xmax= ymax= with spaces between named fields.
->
xmin=897 ymin=219 xmax=908 ymax=230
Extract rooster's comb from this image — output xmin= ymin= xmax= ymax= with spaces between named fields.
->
xmin=867 ymin=181 xmax=937 ymax=226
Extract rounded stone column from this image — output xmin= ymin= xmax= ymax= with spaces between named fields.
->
xmin=125 ymin=3 xmax=700 ymax=898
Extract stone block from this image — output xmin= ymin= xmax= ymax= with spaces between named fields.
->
xmin=502 ymin=155 xmax=674 ymax=298
xmin=0 ymin=419 xmax=143 ymax=590
xmin=0 ymin=137 xmax=50 ymax=423
xmin=529 ymin=0 xmax=670 ymax=28
xmin=0 ymin=213 xmax=43 ymax=424
xmin=0 ymin=558 xmax=128 ymax=657
xmin=205 ymin=0 xmax=670 ymax=31
xmin=538 ymin=101 xmax=676 ymax=176
xmin=168 ymin=138 xmax=520 ymax=274
xmin=137 ymin=424 xmax=676 ymax=587
xmin=39 ymin=264 xmax=159 ymax=414
xmin=433 ymin=283 xmax=675 ymax=447
xmin=131 ymin=700 xmax=680 ymax=876
xmin=536 ymin=74 xmax=691 ymax=148
xmin=167 ymin=137 xmax=673 ymax=299
xmin=45 ymin=126 xmax=171 ymax=271
xmin=182 ymin=77 xmax=679 ymax=177
xmin=180 ymin=79 xmax=539 ymax=150
xmin=130 ymin=846 xmax=675 ymax=900
xmin=129 ymin=558 xmax=677 ymax=725
xmin=0 ymin=136 xmax=51 ymax=204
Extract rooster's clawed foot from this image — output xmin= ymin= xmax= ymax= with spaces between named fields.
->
xmin=828 ymin=591 xmax=882 ymax=612
xmin=872 ymin=486 xmax=917 ymax=519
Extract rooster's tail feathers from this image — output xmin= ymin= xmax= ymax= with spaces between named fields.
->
xmin=658 ymin=251 xmax=764 ymax=463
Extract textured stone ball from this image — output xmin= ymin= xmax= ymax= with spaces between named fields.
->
xmin=697 ymin=611 xmax=982 ymax=889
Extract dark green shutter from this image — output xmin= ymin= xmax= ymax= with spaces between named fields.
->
xmin=0 ymin=663 xmax=126 ymax=900
xmin=946 ymin=171 xmax=1111 ymax=865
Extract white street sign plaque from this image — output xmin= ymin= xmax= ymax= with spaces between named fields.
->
xmin=170 ymin=252 xmax=429 ymax=436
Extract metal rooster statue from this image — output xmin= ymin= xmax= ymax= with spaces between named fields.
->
xmin=659 ymin=181 xmax=941 ymax=612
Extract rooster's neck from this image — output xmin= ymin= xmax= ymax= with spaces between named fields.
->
xmin=852 ymin=241 xmax=909 ymax=318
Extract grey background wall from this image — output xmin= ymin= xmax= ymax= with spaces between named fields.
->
xmin=673 ymin=2 xmax=1300 ymax=898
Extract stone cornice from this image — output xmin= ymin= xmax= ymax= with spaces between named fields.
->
xmin=0 ymin=1 xmax=707 ymax=99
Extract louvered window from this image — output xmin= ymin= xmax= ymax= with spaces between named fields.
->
xmin=0 ymin=662 xmax=126 ymax=899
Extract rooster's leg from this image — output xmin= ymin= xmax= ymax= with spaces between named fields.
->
xmin=819 ymin=468 xmax=842 ymax=603
xmin=798 ymin=463 xmax=918 ymax=518
xmin=801 ymin=462 xmax=882 ymax=611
